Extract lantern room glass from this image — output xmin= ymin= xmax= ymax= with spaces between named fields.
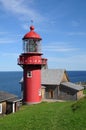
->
xmin=23 ymin=39 xmax=41 ymax=53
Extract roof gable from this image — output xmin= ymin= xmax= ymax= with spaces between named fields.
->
xmin=61 ymin=71 xmax=69 ymax=82
xmin=41 ymin=69 xmax=65 ymax=85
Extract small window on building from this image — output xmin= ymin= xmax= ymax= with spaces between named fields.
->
xmin=0 ymin=104 xmax=2 ymax=114
xmin=67 ymin=91 xmax=70 ymax=95
xmin=27 ymin=71 xmax=32 ymax=78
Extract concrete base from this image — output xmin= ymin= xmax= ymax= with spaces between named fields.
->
xmin=23 ymin=101 xmax=42 ymax=105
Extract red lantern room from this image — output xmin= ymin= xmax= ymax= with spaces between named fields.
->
xmin=18 ymin=25 xmax=46 ymax=104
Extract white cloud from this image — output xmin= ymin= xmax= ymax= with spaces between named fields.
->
xmin=0 ymin=52 xmax=21 ymax=71
xmin=22 ymin=23 xmax=29 ymax=30
xmin=47 ymin=54 xmax=86 ymax=70
xmin=1 ymin=52 xmax=19 ymax=57
xmin=48 ymin=54 xmax=86 ymax=63
xmin=0 ymin=52 xmax=19 ymax=59
xmin=0 ymin=39 xmax=15 ymax=44
xmin=66 ymin=32 xmax=86 ymax=36
xmin=0 ymin=32 xmax=22 ymax=44
xmin=71 ymin=20 xmax=80 ymax=27
xmin=0 ymin=35 xmax=21 ymax=44
xmin=0 ymin=31 xmax=8 ymax=35
xmin=43 ymin=45 xmax=77 ymax=52
xmin=43 ymin=42 xmax=78 ymax=52
xmin=0 ymin=0 xmax=45 ymax=23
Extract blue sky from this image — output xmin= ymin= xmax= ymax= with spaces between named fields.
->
xmin=0 ymin=0 xmax=86 ymax=71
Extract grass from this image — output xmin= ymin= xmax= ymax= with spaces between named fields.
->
xmin=0 ymin=98 xmax=86 ymax=130
xmin=83 ymin=89 xmax=86 ymax=94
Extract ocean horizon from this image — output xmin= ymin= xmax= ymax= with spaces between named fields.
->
xmin=0 ymin=70 xmax=86 ymax=98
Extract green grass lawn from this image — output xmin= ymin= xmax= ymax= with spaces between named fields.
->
xmin=83 ymin=89 xmax=86 ymax=94
xmin=0 ymin=97 xmax=86 ymax=130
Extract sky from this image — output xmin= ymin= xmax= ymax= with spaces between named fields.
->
xmin=0 ymin=0 xmax=86 ymax=71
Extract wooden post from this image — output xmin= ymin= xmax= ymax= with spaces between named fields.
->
xmin=57 ymin=86 xmax=60 ymax=96
xmin=12 ymin=103 xmax=15 ymax=113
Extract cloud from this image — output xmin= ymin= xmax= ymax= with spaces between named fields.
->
xmin=43 ymin=42 xmax=78 ymax=52
xmin=47 ymin=54 xmax=86 ymax=70
xmin=0 ymin=52 xmax=21 ymax=71
xmin=0 ymin=31 xmax=22 ymax=44
xmin=0 ymin=39 xmax=15 ymax=44
xmin=66 ymin=32 xmax=86 ymax=36
xmin=0 ymin=35 xmax=21 ymax=44
xmin=43 ymin=45 xmax=77 ymax=52
xmin=48 ymin=54 xmax=86 ymax=63
xmin=0 ymin=52 xmax=19 ymax=58
xmin=0 ymin=31 xmax=8 ymax=35
xmin=71 ymin=20 xmax=80 ymax=27
xmin=22 ymin=23 xmax=29 ymax=30
xmin=0 ymin=0 xmax=45 ymax=23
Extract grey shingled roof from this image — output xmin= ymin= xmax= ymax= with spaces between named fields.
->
xmin=41 ymin=69 xmax=65 ymax=85
xmin=61 ymin=82 xmax=84 ymax=91
xmin=0 ymin=91 xmax=17 ymax=102
xmin=20 ymin=69 xmax=66 ymax=85
xmin=7 ymin=97 xmax=22 ymax=103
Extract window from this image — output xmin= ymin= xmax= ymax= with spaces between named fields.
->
xmin=29 ymin=41 xmax=35 ymax=52
xmin=0 ymin=104 xmax=2 ymax=114
xmin=67 ymin=91 xmax=70 ymax=95
xmin=27 ymin=71 xmax=32 ymax=78
xmin=23 ymin=39 xmax=41 ymax=53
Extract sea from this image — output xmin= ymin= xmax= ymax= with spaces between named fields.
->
xmin=0 ymin=71 xmax=86 ymax=98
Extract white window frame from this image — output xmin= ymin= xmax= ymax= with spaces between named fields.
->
xmin=27 ymin=71 xmax=32 ymax=78
xmin=0 ymin=104 xmax=2 ymax=114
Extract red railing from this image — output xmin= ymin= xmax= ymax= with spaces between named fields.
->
xmin=42 ymin=58 xmax=47 ymax=65
xmin=18 ymin=56 xmax=47 ymax=65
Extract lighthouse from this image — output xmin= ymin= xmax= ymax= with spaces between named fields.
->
xmin=18 ymin=25 xmax=47 ymax=104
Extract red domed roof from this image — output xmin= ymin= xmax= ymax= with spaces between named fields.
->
xmin=23 ymin=26 xmax=42 ymax=40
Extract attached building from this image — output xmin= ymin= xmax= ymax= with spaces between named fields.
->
xmin=41 ymin=69 xmax=84 ymax=101
xmin=0 ymin=91 xmax=21 ymax=115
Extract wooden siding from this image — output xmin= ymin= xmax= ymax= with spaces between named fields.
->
xmin=43 ymin=85 xmax=78 ymax=101
xmin=61 ymin=73 xmax=69 ymax=82
xmin=41 ymin=87 xmax=45 ymax=99
xmin=6 ymin=102 xmax=20 ymax=114
xmin=0 ymin=101 xmax=20 ymax=115
xmin=44 ymin=85 xmax=58 ymax=99
xmin=77 ymin=90 xmax=83 ymax=100
xmin=15 ymin=102 xmax=20 ymax=112
xmin=58 ymin=86 xmax=77 ymax=100
xmin=2 ymin=101 xmax=6 ymax=114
